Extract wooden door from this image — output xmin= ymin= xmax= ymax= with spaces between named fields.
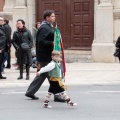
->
xmin=70 ymin=0 xmax=94 ymax=49
xmin=36 ymin=0 xmax=94 ymax=49
xmin=35 ymin=0 xmax=66 ymax=45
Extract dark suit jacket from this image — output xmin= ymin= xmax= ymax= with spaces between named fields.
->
xmin=36 ymin=21 xmax=54 ymax=62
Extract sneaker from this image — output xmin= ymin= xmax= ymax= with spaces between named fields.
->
xmin=0 ymin=76 xmax=7 ymax=79
xmin=68 ymin=101 xmax=77 ymax=106
xmin=33 ymin=64 xmax=37 ymax=68
xmin=5 ymin=64 xmax=11 ymax=68
xmin=43 ymin=103 xmax=52 ymax=108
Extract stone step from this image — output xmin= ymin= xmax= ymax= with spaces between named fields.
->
xmin=64 ymin=50 xmax=93 ymax=63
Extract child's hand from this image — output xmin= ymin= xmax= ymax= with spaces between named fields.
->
xmin=36 ymin=72 xmax=40 ymax=76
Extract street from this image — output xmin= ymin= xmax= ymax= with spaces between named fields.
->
xmin=0 ymin=85 xmax=120 ymax=120
xmin=1 ymin=61 xmax=120 ymax=120
xmin=0 ymin=1 xmax=120 ymax=120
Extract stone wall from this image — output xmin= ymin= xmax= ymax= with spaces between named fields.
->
xmin=0 ymin=0 xmax=5 ymax=11
xmin=0 ymin=0 xmax=36 ymax=57
xmin=92 ymin=0 xmax=116 ymax=63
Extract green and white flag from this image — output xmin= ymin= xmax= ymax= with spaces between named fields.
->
xmin=54 ymin=26 xmax=66 ymax=81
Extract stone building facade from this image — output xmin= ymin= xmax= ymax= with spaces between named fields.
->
xmin=92 ymin=0 xmax=120 ymax=62
xmin=0 ymin=0 xmax=120 ymax=63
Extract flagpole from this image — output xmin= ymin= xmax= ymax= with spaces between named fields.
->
xmin=55 ymin=22 xmax=57 ymax=28
xmin=53 ymin=24 xmax=66 ymax=83
xmin=54 ymin=23 xmax=57 ymax=50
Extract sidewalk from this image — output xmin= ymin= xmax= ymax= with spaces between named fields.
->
xmin=0 ymin=58 xmax=120 ymax=87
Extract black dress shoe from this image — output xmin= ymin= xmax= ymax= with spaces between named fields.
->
xmin=25 ymin=94 xmax=39 ymax=100
xmin=54 ymin=95 xmax=65 ymax=102
xmin=17 ymin=76 xmax=23 ymax=80
xmin=5 ymin=64 xmax=11 ymax=68
xmin=0 ymin=76 xmax=7 ymax=79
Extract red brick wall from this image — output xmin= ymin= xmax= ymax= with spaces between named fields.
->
xmin=0 ymin=0 xmax=5 ymax=12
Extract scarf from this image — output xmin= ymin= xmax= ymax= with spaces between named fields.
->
xmin=18 ymin=26 xmax=26 ymax=33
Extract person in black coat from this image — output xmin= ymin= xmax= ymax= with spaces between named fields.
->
xmin=4 ymin=19 xmax=12 ymax=68
xmin=115 ymin=36 xmax=120 ymax=60
xmin=116 ymin=36 xmax=120 ymax=48
xmin=0 ymin=16 xmax=7 ymax=79
xmin=25 ymin=10 xmax=65 ymax=102
xmin=12 ymin=19 xmax=33 ymax=80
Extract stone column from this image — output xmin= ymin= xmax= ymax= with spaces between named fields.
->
xmin=11 ymin=0 xmax=27 ymax=57
xmin=113 ymin=0 xmax=120 ymax=62
xmin=113 ymin=0 xmax=120 ymax=41
xmin=3 ymin=0 xmax=15 ymax=12
xmin=0 ymin=0 xmax=14 ymax=36
xmin=114 ymin=0 xmax=120 ymax=9
xmin=16 ymin=0 xmax=26 ymax=6
xmin=92 ymin=0 xmax=115 ymax=62
xmin=26 ymin=0 xmax=36 ymax=34
xmin=13 ymin=0 xmax=27 ymax=31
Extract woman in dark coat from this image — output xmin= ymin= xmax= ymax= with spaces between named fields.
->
xmin=116 ymin=36 xmax=120 ymax=48
xmin=32 ymin=22 xmax=41 ymax=47
xmin=12 ymin=19 xmax=33 ymax=80
xmin=115 ymin=36 xmax=120 ymax=60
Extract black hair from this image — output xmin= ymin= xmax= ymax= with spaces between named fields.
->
xmin=43 ymin=10 xmax=55 ymax=20
xmin=17 ymin=19 xmax=25 ymax=25
xmin=4 ymin=19 xmax=9 ymax=24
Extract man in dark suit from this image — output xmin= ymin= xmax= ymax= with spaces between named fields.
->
xmin=4 ymin=19 xmax=12 ymax=68
xmin=0 ymin=16 xmax=7 ymax=79
xmin=25 ymin=10 xmax=65 ymax=102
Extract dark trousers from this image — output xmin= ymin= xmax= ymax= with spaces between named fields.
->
xmin=25 ymin=62 xmax=50 ymax=96
xmin=6 ymin=51 xmax=11 ymax=66
xmin=1 ymin=52 xmax=8 ymax=72
xmin=19 ymin=64 xmax=30 ymax=77
xmin=0 ymin=53 xmax=4 ymax=76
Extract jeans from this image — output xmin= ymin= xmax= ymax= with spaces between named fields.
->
xmin=32 ymin=57 xmax=37 ymax=67
xmin=1 ymin=52 xmax=8 ymax=72
xmin=33 ymin=57 xmax=37 ymax=64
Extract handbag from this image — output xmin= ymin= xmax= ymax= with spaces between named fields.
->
xmin=113 ymin=48 xmax=120 ymax=57
xmin=20 ymin=43 xmax=30 ymax=51
xmin=31 ymin=47 xmax=36 ymax=57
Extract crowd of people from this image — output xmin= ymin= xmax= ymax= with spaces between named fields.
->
xmin=0 ymin=17 xmax=39 ymax=80
xmin=0 ymin=10 xmax=77 ymax=108
xmin=0 ymin=17 xmax=11 ymax=79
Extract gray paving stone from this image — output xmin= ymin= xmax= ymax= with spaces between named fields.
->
xmin=0 ymin=59 xmax=120 ymax=87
